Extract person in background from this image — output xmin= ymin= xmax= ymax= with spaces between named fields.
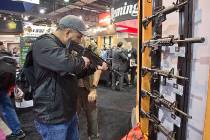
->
xmin=130 ymin=47 xmax=137 ymax=86
xmin=0 ymin=41 xmax=26 ymax=139
xmin=100 ymin=47 xmax=108 ymax=61
xmin=12 ymin=47 xmax=19 ymax=57
xmin=0 ymin=42 xmax=6 ymax=51
xmin=77 ymin=41 xmax=102 ymax=140
xmin=122 ymin=47 xmax=130 ymax=86
xmin=111 ymin=42 xmax=128 ymax=91
xmin=32 ymin=15 xmax=107 ymax=140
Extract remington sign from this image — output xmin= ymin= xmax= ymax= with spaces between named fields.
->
xmin=111 ymin=0 xmax=138 ymax=23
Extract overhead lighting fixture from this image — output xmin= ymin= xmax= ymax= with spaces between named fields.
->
xmin=3 ymin=17 xmax=7 ymax=20
xmin=79 ymin=16 xmax=82 ymax=20
xmin=64 ymin=0 xmax=69 ymax=2
xmin=40 ymin=8 xmax=46 ymax=14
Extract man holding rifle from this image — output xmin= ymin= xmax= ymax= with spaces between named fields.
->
xmin=32 ymin=15 xmax=107 ymax=140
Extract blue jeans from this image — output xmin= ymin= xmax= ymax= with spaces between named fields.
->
xmin=0 ymin=90 xmax=21 ymax=134
xmin=35 ymin=114 xmax=80 ymax=140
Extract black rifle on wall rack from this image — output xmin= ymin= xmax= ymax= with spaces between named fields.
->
xmin=142 ymin=35 xmax=205 ymax=52
xmin=141 ymin=89 xmax=192 ymax=119
xmin=141 ymin=67 xmax=188 ymax=84
xmin=142 ymin=1 xmax=188 ymax=29
xmin=140 ymin=109 xmax=175 ymax=140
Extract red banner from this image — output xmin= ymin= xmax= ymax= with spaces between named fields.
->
xmin=99 ymin=13 xmax=111 ymax=26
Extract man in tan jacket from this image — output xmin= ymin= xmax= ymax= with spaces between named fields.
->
xmin=77 ymin=41 xmax=102 ymax=140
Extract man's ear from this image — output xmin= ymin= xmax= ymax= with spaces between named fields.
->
xmin=65 ymin=28 xmax=71 ymax=35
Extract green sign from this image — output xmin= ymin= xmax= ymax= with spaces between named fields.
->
xmin=19 ymin=37 xmax=36 ymax=67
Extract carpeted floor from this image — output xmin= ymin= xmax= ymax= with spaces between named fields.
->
xmin=16 ymin=86 xmax=136 ymax=140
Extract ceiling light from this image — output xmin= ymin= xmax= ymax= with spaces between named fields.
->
xmin=79 ymin=16 xmax=82 ymax=20
xmin=64 ymin=0 xmax=69 ymax=2
xmin=3 ymin=17 xmax=6 ymax=20
xmin=40 ymin=8 xmax=46 ymax=14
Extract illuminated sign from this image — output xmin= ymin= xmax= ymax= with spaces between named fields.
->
xmin=7 ymin=21 xmax=17 ymax=30
xmin=111 ymin=0 xmax=138 ymax=23
xmin=12 ymin=0 xmax=40 ymax=4
xmin=23 ymin=25 xmax=56 ymax=37
xmin=99 ymin=13 xmax=111 ymax=26
xmin=0 ymin=21 xmax=23 ymax=34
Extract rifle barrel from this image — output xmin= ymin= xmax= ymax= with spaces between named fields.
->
xmin=142 ymin=67 xmax=188 ymax=81
xmin=142 ymin=89 xmax=192 ymax=119
xmin=175 ymin=37 xmax=205 ymax=44
xmin=162 ymin=1 xmax=188 ymax=15
xmin=143 ymin=37 xmax=205 ymax=48
xmin=174 ymin=107 xmax=192 ymax=119
xmin=159 ymin=97 xmax=192 ymax=119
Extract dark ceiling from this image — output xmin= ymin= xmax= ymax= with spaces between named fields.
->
xmin=0 ymin=0 xmax=112 ymax=26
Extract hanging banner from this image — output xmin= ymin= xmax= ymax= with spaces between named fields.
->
xmin=111 ymin=0 xmax=138 ymax=23
xmin=23 ymin=25 xmax=56 ymax=37
xmin=99 ymin=13 xmax=111 ymax=26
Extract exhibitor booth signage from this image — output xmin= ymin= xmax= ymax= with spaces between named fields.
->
xmin=111 ymin=0 xmax=138 ymax=23
xmin=13 ymin=0 xmax=39 ymax=4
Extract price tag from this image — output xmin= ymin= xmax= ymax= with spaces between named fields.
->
xmin=175 ymin=46 xmax=186 ymax=57
xmin=173 ymin=84 xmax=184 ymax=96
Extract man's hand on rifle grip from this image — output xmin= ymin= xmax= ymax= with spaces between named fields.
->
xmin=82 ymin=56 xmax=90 ymax=68
xmin=97 ymin=62 xmax=108 ymax=71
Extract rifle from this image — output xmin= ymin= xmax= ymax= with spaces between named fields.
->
xmin=141 ymin=67 xmax=188 ymax=82
xmin=142 ymin=35 xmax=205 ymax=52
xmin=142 ymin=1 xmax=188 ymax=29
xmin=140 ymin=109 xmax=175 ymax=140
xmin=141 ymin=89 xmax=192 ymax=119
xmin=68 ymin=42 xmax=121 ymax=76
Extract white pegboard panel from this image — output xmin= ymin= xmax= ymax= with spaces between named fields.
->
xmin=157 ymin=0 xmax=180 ymax=139
xmin=186 ymin=0 xmax=210 ymax=139
xmin=160 ymin=79 xmax=184 ymax=96
xmin=159 ymin=108 xmax=181 ymax=128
